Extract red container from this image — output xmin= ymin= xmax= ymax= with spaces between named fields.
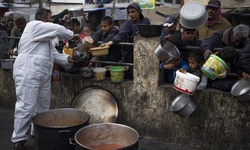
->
xmin=51 ymin=63 xmax=61 ymax=81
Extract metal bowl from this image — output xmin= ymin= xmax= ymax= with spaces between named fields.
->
xmin=154 ymin=40 xmax=180 ymax=64
xmin=170 ymin=94 xmax=196 ymax=118
xmin=68 ymin=7 xmax=84 ymax=18
xmin=136 ymin=24 xmax=163 ymax=37
xmin=80 ymin=67 xmax=94 ymax=78
xmin=179 ymin=1 xmax=208 ymax=29
xmin=231 ymin=78 xmax=250 ymax=101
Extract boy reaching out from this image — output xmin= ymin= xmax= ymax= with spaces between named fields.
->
xmin=160 ymin=51 xmax=190 ymax=84
xmin=179 ymin=51 xmax=208 ymax=90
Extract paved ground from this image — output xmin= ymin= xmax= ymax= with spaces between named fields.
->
xmin=0 ymin=107 xmax=199 ymax=150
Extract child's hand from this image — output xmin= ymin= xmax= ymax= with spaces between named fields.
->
xmin=163 ymin=63 xmax=174 ymax=70
xmin=5 ymin=49 xmax=11 ymax=56
xmin=124 ymin=66 xmax=131 ymax=71
xmin=179 ymin=68 xmax=186 ymax=74
xmin=100 ymin=41 xmax=113 ymax=47
xmin=242 ymin=72 xmax=250 ymax=79
xmin=88 ymin=62 xmax=93 ymax=68
xmin=104 ymin=65 xmax=113 ymax=71
xmin=64 ymin=43 xmax=69 ymax=49
xmin=165 ymin=34 xmax=172 ymax=41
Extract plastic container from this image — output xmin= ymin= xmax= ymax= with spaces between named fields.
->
xmin=93 ymin=67 xmax=106 ymax=80
xmin=63 ymin=48 xmax=73 ymax=56
xmin=173 ymin=70 xmax=200 ymax=95
xmin=90 ymin=46 xmax=109 ymax=56
xmin=179 ymin=1 xmax=208 ymax=29
xmin=201 ymin=54 xmax=227 ymax=80
xmin=51 ymin=64 xmax=61 ymax=81
xmin=109 ymin=66 xmax=125 ymax=83
xmin=0 ymin=59 xmax=15 ymax=69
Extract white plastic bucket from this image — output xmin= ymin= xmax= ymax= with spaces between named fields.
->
xmin=173 ymin=70 xmax=200 ymax=95
xmin=93 ymin=67 xmax=106 ymax=81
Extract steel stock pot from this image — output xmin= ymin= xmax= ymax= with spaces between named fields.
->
xmin=32 ymin=108 xmax=90 ymax=150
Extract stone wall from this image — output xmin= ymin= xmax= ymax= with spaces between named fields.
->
xmin=0 ymin=37 xmax=250 ymax=150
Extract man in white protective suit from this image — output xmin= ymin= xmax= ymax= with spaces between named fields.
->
xmin=11 ymin=8 xmax=79 ymax=150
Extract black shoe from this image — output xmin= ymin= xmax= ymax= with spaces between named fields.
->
xmin=14 ymin=140 xmax=26 ymax=150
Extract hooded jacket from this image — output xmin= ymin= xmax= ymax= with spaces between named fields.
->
xmin=200 ymin=27 xmax=250 ymax=75
xmin=8 ymin=13 xmax=26 ymax=50
xmin=173 ymin=30 xmax=201 ymax=62
xmin=111 ymin=2 xmax=150 ymax=44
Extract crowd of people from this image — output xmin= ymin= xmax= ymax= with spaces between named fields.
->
xmin=159 ymin=0 xmax=250 ymax=92
xmin=0 ymin=0 xmax=250 ymax=149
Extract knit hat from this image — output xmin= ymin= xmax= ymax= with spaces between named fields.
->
xmin=163 ymin=16 xmax=177 ymax=27
xmin=127 ymin=2 xmax=144 ymax=20
xmin=207 ymin=0 xmax=221 ymax=8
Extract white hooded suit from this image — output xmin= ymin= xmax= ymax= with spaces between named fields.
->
xmin=11 ymin=20 xmax=74 ymax=143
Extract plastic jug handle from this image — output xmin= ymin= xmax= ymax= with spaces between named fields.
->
xmin=215 ymin=56 xmax=221 ymax=74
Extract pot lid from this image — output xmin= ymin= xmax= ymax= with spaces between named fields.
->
xmin=109 ymin=66 xmax=124 ymax=72
xmin=71 ymin=86 xmax=118 ymax=124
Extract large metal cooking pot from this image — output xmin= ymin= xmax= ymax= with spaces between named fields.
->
xmin=154 ymin=40 xmax=180 ymax=64
xmin=32 ymin=108 xmax=90 ymax=150
xmin=231 ymin=78 xmax=250 ymax=101
xmin=73 ymin=123 xmax=141 ymax=150
xmin=136 ymin=24 xmax=163 ymax=37
xmin=71 ymin=85 xmax=118 ymax=124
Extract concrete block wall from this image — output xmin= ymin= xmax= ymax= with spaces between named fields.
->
xmin=1 ymin=37 xmax=250 ymax=150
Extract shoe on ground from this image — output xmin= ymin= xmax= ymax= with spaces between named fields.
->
xmin=14 ymin=140 xmax=26 ymax=150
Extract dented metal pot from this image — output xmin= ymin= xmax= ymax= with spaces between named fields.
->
xmin=154 ymin=40 xmax=180 ymax=64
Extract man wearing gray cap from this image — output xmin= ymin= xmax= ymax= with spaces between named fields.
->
xmin=161 ymin=16 xmax=177 ymax=37
xmin=195 ymin=0 xmax=231 ymax=40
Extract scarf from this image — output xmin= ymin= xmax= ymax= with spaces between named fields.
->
xmin=206 ymin=6 xmax=221 ymax=27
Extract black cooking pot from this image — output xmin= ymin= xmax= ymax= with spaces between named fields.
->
xmin=72 ymin=123 xmax=142 ymax=150
xmin=136 ymin=24 xmax=163 ymax=37
xmin=32 ymin=108 xmax=90 ymax=150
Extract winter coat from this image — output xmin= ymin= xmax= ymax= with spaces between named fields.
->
xmin=195 ymin=15 xmax=231 ymax=40
xmin=8 ymin=14 xmax=26 ymax=50
xmin=173 ymin=30 xmax=201 ymax=62
xmin=91 ymin=27 xmax=121 ymax=62
xmin=200 ymin=27 xmax=248 ymax=75
xmin=111 ymin=18 xmax=150 ymax=44
xmin=159 ymin=60 xmax=190 ymax=84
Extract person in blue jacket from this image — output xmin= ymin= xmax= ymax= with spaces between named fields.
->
xmin=101 ymin=2 xmax=150 ymax=72
xmin=159 ymin=51 xmax=190 ymax=84
xmin=160 ymin=16 xmax=177 ymax=37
